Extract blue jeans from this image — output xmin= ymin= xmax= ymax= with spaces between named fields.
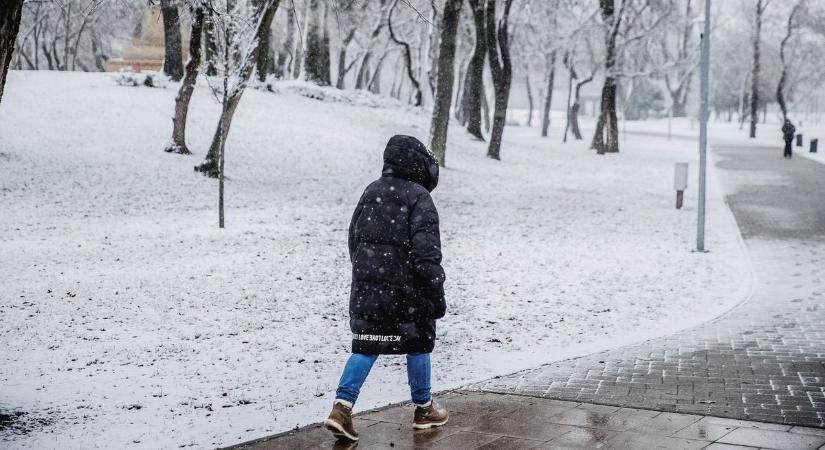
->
xmin=335 ymin=353 xmax=431 ymax=406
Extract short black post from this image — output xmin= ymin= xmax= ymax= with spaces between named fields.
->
xmin=796 ymin=134 xmax=803 ymax=147
xmin=811 ymin=138 xmax=818 ymax=153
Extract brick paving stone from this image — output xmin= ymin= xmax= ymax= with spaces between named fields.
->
xmin=471 ymin=146 xmax=825 ymax=428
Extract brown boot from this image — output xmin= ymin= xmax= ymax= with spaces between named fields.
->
xmin=324 ymin=401 xmax=359 ymax=442
xmin=413 ymin=401 xmax=449 ymax=429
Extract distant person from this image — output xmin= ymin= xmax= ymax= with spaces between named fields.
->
xmin=324 ymin=135 xmax=448 ymax=443
xmin=782 ymin=118 xmax=796 ymax=159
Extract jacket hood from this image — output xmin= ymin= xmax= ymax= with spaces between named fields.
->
xmin=381 ymin=135 xmax=439 ymax=192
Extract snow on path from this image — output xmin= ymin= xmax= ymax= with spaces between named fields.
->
xmin=1 ymin=71 xmax=745 ymax=449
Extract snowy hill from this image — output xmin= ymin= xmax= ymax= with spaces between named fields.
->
xmin=0 ymin=71 xmax=746 ymax=449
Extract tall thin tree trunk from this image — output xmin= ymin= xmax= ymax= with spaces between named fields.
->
xmin=525 ymin=70 xmax=534 ymax=127
xmin=485 ymin=0 xmax=514 ymax=160
xmin=305 ymin=0 xmax=330 ymax=85
xmin=0 ymin=0 xmax=24 ymax=104
xmin=292 ymin=0 xmax=309 ymax=79
xmin=749 ymin=0 xmax=764 ymax=138
xmin=204 ymin=14 xmax=218 ymax=76
xmin=460 ymin=0 xmax=486 ymax=140
xmin=429 ymin=0 xmax=463 ymax=167
xmin=255 ymin=0 xmax=278 ymax=82
xmin=275 ymin=3 xmax=296 ymax=78
xmin=593 ymin=0 xmax=621 ymax=153
xmin=777 ymin=1 xmax=801 ymax=122
xmin=540 ymin=51 xmax=556 ymax=137
xmin=165 ymin=4 xmax=205 ymax=155
xmin=563 ymin=64 xmax=574 ymax=143
xmin=161 ymin=0 xmax=184 ymax=81
xmin=571 ymin=76 xmax=592 ymax=140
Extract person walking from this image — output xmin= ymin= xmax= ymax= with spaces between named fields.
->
xmin=782 ymin=118 xmax=796 ymax=159
xmin=324 ymin=135 xmax=448 ymax=443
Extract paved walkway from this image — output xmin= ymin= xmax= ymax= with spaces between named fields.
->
xmin=473 ymin=145 xmax=825 ymax=428
xmin=229 ymin=392 xmax=825 ymax=449
xmin=231 ymin=145 xmax=825 ymax=449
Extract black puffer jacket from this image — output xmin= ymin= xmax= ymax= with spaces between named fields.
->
xmin=348 ymin=135 xmax=446 ymax=355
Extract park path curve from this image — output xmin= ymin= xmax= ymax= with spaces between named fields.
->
xmin=472 ymin=144 xmax=825 ymax=427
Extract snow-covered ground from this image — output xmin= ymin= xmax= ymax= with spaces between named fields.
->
xmin=1 ymin=71 xmax=747 ymax=449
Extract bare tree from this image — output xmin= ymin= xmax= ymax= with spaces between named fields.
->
xmin=388 ymin=0 xmax=423 ymax=106
xmin=459 ymin=0 xmax=486 ymax=140
xmin=661 ymin=0 xmax=697 ymax=118
xmin=255 ymin=0 xmax=278 ymax=82
xmin=161 ymin=0 xmax=184 ymax=81
xmin=304 ymin=0 xmax=330 ymax=84
xmin=275 ymin=1 xmax=296 ymax=78
xmin=1 ymin=0 xmax=24 ymax=104
xmin=591 ymin=0 xmax=622 ymax=154
xmin=749 ymin=0 xmax=768 ymax=138
xmin=195 ymin=0 xmax=281 ymax=178
xmin=563 ymin=40 xmax=597 ymax=142
xmin=540 ymin=50 xmax=556 ymax=137
xmin=429 ymin=0 xmax=463 ymax=166
xmin=485 ymin=0 xmax=514 ymax=160
xmin=777 ymin=0 xmax=803 ymax=122
xmin=165 ymin=1 xmax=206 ymax=155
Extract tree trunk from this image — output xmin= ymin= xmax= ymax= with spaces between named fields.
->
xmin=255 ymin=0 xmax=278 ymax=82
xmin=165 ymin=4 xmax=205 ymax=155
xmin=161 ymin=0 xmax=184 ymax=81
xmin=570 ymin=76 xmax=592 ymax=140
xmin=563 ymin=64 xmax=574 ymax=142
xmin=590 ymin=105 xmax=604 ymax=148
xmin=485 ymin=0 xmax=514 ymax=160
xmin=275 ymin=3 xmax=296 ymax=78
xmin=593 ymin=0 xmax=621 ymax=153
xmin=292 ymin=0 xmax=309 ymax=80
xmin=525 ymin=70 xmax=534 ymax=127
xmin=335 ymin=28 xmax=357 ymax=89
xmin=388 ymin=0 xmax=422 ymax=106
xmin=355 ymin=53 xmax=372 ymax=90
xmin=304 ymin=0 xmax=330 ymax=85
xmin=777 ymin=2 xmax=801 ymax=122
xmin=601 ymin=78 xmax=619 ymax=153
xmin=0 ymin=0 xmax=24 ymax=104
xmin=540 ymin=51 xmax=556 ymax=137
xmin=204 ymin=14 xmax=218 ymax=76
xmin=428 ymin=0 xmax=463 ymax=167
xmin=195 ymin=0 xmax=281 ymax=177
xmin=749 ymin=0 xmax=763 ymax=138
xmin=459 ymin=0 xmax=486 ymax=140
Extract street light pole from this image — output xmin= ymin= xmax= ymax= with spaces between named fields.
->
xmin=697 ymin=0 xmax=711 ymax=252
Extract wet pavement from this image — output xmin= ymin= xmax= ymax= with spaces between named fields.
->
xmin=229 ymin=145 xmax=825 ymax=448
xmin=226 ymin=391 xmax=825 ymax=449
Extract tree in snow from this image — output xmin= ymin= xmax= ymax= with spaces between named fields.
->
xmin=161 ymin=0 xmax=184 ymax=81
xmin=749 ymin=0 xmax=767 ymax=138
xmin=458 ymin=0 xmax=488 ymax=141
xmin=194 ymin=0 xmax=281 ymax=181
xmin=304 ymin=0 xmax=331 ymax=85
xmin=0 ymin=0 xmax=24 ymax=104
xmin=164 ymin=0 xmax=206 ymax=155
xmin=388 ymin=0 xmax=424 ymax=107
xmin=429 ymin=0 xmax=463 ymax=166
xmin=485 ymin=0 xmax=514 ymax=160
xmin=777 ymin=0 xmax=804 ymax=122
